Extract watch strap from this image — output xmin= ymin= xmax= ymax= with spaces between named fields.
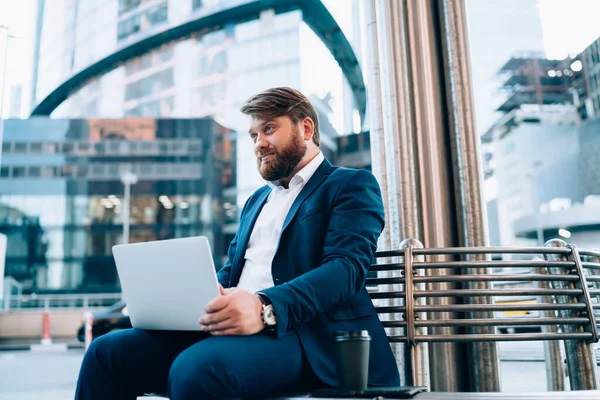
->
xmin=256 ymin=292 xmax=271 ymax=306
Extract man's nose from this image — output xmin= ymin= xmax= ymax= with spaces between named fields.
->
xmin=254 ymin=134 xmax=268 ymax=150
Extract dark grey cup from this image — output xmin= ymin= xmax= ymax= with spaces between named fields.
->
xmin=332 ymin=330 xmax=371 ymax=392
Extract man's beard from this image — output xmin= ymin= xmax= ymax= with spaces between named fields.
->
xmin=257 ymin=131 xmax=307 ymax=182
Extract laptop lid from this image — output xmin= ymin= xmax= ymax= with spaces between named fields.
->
xmin=112 ymin=236 xmax=220 ymax=331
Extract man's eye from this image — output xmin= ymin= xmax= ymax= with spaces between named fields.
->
xmin=265 ymin=125 xmax=274 ymax=133
xmin=250 ymin=133 xmax=257 ymax=140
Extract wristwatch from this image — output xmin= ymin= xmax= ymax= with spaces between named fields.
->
xmin=256 ymin=292 xmax=277 ymax=330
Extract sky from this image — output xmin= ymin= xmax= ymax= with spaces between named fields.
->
xmin=538 ymin=0 xmax=600 ymax=58
xmin=0 ymin=0 xmax=36 ymax=118
xmin=2 ymin=0 xmax=600 ymax=119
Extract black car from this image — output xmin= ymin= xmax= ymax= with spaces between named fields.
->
xmin=77 ymin=300 xmax=132 ymax=342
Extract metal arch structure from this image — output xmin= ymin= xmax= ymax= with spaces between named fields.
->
xmin=30 ymin=0 xmax=365 ymax=119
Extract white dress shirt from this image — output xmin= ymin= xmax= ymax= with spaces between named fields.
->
xmin=236 ymin=152 xmax=325 ymax=294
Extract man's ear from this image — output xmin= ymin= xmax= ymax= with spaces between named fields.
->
xmin=302 ymin=117 xmax=315 ymax=141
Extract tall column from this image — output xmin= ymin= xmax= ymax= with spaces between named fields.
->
xmin=438 ymin=0 xmax=500 ymax=391
xmin=362 ymin=0 xmax=404 ymax=381
xmin=404 ymin=0 xmax=467 ymax=392
xmin=361 ymin=0 xmax=500 ymax=392
xmin=372 ymin=0 xmax=425 ymax=386
xmin=362 ymin=0 xmax=390 ymax=252
xmin=373 ymin=0 xmax=421 ymax=245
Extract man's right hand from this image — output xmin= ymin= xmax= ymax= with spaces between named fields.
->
xmin=199 ymin=285 xmax=264 ymax=335
xmin=219 ymin=284 xmax=236 ymax=295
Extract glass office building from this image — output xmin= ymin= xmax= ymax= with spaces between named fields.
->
xmin=0 ymin=117 xmax=236 ymax=293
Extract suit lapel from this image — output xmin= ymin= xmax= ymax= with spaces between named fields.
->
xmin=280 ymin=158 xmax=334 ymax=234
xmin=230 ymin=187 xmax=270 ymax=284
xmin=230 ymin=158 xmax=334 ymax=285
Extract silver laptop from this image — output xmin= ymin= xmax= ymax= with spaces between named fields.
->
xmin=112 ymin=236 xmax=220 ymax=331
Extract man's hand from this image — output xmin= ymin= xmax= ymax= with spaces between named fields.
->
xmin=199 ymin=285 xmax=264 ymax=335
xmin=220 ymin=285 xmax=236 ymax=295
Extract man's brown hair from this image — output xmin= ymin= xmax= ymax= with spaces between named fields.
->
xmin=240 ymin=87 xmax=320 ymax=146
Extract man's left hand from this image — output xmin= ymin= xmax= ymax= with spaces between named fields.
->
xmin=199 ymin=285 xmax=264 ymax=335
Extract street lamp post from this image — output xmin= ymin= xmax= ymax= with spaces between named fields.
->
xmin=120 ymin=171 xmax=138 ymax=244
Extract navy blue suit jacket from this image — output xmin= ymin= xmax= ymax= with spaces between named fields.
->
xmin=217 ymin=158 xmax=399 ymax=387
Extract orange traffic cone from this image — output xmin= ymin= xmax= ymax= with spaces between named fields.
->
xmin=30 ymin=311 xmax=67 ymax=352
xmin=84 ymin=312 xmax=94 ymax=351
xmin=41 ymin=311 xmax=52 ymax=345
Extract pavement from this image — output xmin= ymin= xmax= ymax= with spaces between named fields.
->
xmin=0 ymin=337 xmax=83 ymax=351
xmin=0 ymin=348 xmax=164 ymax=400
xmin=0 ymin=341 xmax=598 ymax=399
xmin=0 ymin=349 xmax=82 ymax=400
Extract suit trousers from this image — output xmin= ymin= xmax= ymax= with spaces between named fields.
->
xmin=74 ymin=328 xmax=323 ymax=400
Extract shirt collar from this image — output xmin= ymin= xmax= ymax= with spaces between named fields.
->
xmin=267 ymin=152 xmax=324 ymax=191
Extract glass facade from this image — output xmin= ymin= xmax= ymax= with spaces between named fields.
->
xmin=50 ymin=9 xmax=304 ymax=131
xmin=33 ymin=1 xmax=344 ymax=135
xmin=0 ymin=118 xmax=236 ymax=293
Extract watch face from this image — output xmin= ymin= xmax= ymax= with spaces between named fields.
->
xmin=263 ymin=305 xmax=276 ymax=325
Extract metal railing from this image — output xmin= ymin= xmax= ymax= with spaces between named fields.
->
xmin=368 ymin=239 xmax=600 ymax=391
xmin=1 ymin=293 xmax=123 ymax=311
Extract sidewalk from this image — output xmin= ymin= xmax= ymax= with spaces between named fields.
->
xmin=0 ymin=337 xmax=83 ymax=351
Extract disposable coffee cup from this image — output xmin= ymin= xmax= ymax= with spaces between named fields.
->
xmin=332 ymin=330 xmax=371 ymax=392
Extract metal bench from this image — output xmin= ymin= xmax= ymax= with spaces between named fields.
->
xmin=367 ymin=238 xmax=599 ymax=391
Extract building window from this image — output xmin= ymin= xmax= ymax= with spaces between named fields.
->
xmin=41 ymin=166 xmax=56 ymax=178
xmin=192 ymin=0 xmax=203 ymax=10
xmin=63 ymin=142 xmax=75 ymax=154
xmin=28 ymin=166 xmax=41 ymax=177
xmin=140 ymin=142 xmax=154 ymax=152
xmin=125 ymin=46 xmax=173 ymax=76
xmin=125 ymin=96 xmax=174 ymax=117
xmin=14 ymin=142 xmax=28 ymax=153
xmin=108 ymin=141 xmax=120 ymax=153
xmin=77 ymin=166 xmax=88 ymax=178
xmin=13 ymin=167 xmax=26 ymax=177
xmin=30 ymin=142 xmax=43 ymax=153
xmin=61 ymin=166 xmax=75 ymax=178
xmin=94 ymin=142 xmax=106 ymax=155
xmin=0 ymin=167 xmax=9 ymax=177
xmin=158 ymin=141 xmax=169 ymax=154
xmin=188 ymin=141 xmax=203 ymax=155
xmin=44 ymin=143 xmax=57 ymax=153
xmin=117 ymin=1 xmax=168 ymax=41
xmin=78 ymin=142 xmax=90 ymax=154
xmin=125 ymin=68 xmax=174 ymax=100
xmin=197 ymin=50 xmax=227 ymax=77
xmin=118 ymin=0 xmax=158 ymax=16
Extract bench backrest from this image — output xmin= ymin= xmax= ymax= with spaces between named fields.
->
xmin=367 ymin=243 xmax=600 ymax=345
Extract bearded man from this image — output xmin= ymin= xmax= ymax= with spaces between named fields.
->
xmin=75 ymin=87 xmax=399 ymax=400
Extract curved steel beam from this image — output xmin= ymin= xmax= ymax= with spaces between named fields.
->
xmin=31 ymin=0 xmax=365 ymax=119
